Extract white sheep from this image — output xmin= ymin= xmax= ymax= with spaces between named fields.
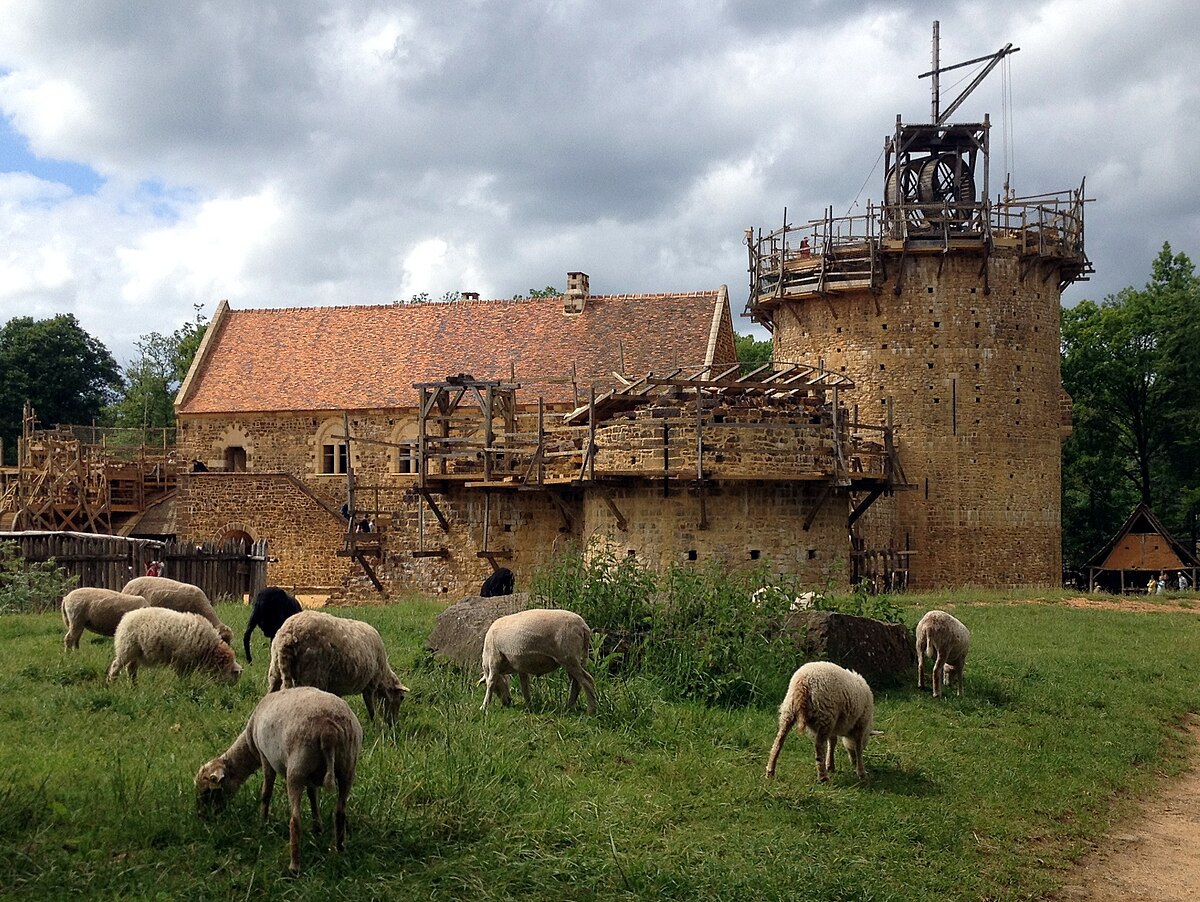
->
xmin=916 ymin=609 xmax=970 ymax=698
xmin=61 ymin=587 xmax=148 ymax=650
xmin=195 ymin=686 xmax=363 ymax=875
xmin=480 ymin=608 xmax=597 ymax=714
xmin=121 ymin=575 xmax=234 ymax=646
xmin=766 ymin=661 xmax=875 ymax=782
xmin=107 ymin=607 xmax=243 ymax=684
xmin=267 ymin=610 xmax=408 ymax=724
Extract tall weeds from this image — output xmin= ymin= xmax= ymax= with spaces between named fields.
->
xmin=530 ymin=551 xmax=801 ymax=707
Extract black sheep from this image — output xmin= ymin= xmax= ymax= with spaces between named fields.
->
xmin=480 ymin=568 xmax=515 ymax=597
xmin=243 ymin=586 xmax=303 ymax=663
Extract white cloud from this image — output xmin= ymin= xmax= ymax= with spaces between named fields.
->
xmin=0 ymin=0 xmax=1195 ymax=359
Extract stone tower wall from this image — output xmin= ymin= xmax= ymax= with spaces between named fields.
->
xmin=772 ymin=249 xmax=1064 ymax=587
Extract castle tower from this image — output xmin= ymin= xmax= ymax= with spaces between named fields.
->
xmin=746 ymin=29 xmax=1090 ymax=588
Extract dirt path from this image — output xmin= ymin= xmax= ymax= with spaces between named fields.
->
xmin=1052 ymin=714 xmax=1200 ymax=901
xmin=998 ymin=596 xmax=1200 ymax=900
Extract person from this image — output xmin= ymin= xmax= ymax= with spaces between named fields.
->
xmin=145 ymin=560 xmax=161 ymax=577
xmin=799 ymin=237 xmax=811 ymax=257
xmin=357 ymin=517 xmax=372 ymax=533
xmin=1157 ymin=571 xmax=1168 ymax=595
xmin=1147 ymin=575 xmax=1157 ymax=595
xmin=1179 ymin=572 xmax=1190 ymax=591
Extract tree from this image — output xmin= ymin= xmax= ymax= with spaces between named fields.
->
xmin=0 ymin=314 xmax=122 ymax=464
xmin=1060 ymin=243 xmax=1200 ymax=570
xmin=735 ymin=331 xmax=773 ymax=374
xmin=107 ymin=306 xmax=209 ymax=431
xmin=514 ymin=286 xmax=561 ymax=299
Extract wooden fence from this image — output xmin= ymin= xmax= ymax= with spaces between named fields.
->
xmin=0 ymin=531 xmax=268 ymax=602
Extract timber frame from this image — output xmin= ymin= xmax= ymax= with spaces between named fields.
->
xmin=0 ymin=403 xmax=179 ymax=534
xmin=401 ymin=366 xmax=910 ymax=567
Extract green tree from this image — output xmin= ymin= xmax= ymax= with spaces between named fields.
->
xmin=1060 ymin=243 xmax=1200 ymax=570
xmin=108 ymin=307 xmax=208 ymax=430
xmin=735 ymin=331 xmax=773 ymax=374
xmin=0 ymin=314 xmax=122 ymax=464
xmin=513 ymin=286 xmax=561 ymax=299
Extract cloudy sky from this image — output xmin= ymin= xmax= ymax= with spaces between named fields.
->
xmin=1 ymin=0 xmax=1196 ymax=365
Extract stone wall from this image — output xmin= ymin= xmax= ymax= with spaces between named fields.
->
xmin=582 ymin=481 xmax=849 ymax=586
xmin=176 ymin=400 xmax=863 ymax=596
xmin=773 ymin=249 xmax=1065 ymax=587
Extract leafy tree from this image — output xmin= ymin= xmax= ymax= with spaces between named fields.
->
xmin=1060 ymin=243 xmax=1200 ymax=570
xmin=108 ymin=306 xmax=208 ymax=431
xmin=735 ymin=331 xmax=773 ymax=374
xmin=0 ymin=314 xmax=122 ymax=464
xmin=514 ymin=286 xmax=561 ymax=299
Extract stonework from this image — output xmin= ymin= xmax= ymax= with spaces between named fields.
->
xmin=772 ymin=249 xmax=1065 ymax=587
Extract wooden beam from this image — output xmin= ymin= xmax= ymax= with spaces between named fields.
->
xmin=415 ymin=488 xmax=450 ymax=532
xmin=803 ymin=482 xmax=834 ymax=532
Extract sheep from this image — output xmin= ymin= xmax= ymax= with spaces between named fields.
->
xmin=195 ymin=686 xmax=363 ymax=875
xmin=916 ymin=609 xmax=970 ymax=698
xmin=107 ymin=607 xmax=243 ymax=684
xmin=480 ymin=608 xmax=597 ymax=714
xmin=267 ymin=610 xmax=408 ymax=724
xmin=121 ymin=575 xmax=235 ymax=646
xmin=480 ymin=567 xmax=515 ymax=597
xmin=766 ymin=661 xmax=875 ymax=782
xmin=61 ymin=587 xmax=148 ymax=650
xmin=243 ymin=586 xmax=303 ymax=664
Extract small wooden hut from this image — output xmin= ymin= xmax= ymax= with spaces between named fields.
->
xmin=1083 ymin=503 xmax=1199 ymax=593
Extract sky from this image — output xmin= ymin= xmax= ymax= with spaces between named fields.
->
xmin=1 ymin=0 xmax=1197 ymax=365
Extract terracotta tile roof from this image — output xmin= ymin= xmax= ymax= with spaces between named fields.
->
xmin=177 ymin=291 xmax=733 ymax=414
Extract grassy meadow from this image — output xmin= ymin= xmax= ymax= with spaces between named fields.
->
xmin=1 ymin=589 xmax=1199 ymax=900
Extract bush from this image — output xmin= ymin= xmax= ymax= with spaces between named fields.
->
xmin=0 ymin=541 xmax=78 ymax=614
xmin=530 ymin=551 xmax=798 ymax=707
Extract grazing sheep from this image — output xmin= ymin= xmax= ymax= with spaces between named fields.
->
xmin=267 ymin=611 xmax=408 ymax=724
xmin=916 ymin=609 xmax=970 ymax=698
xmin=121 ymin=575 xmax=234 ymax=646
xmin=61 ymin=587 xmax=148 ymax=650
xmin=766 ymin=661 xmax=875 ymax=782
xmin=243 ymin=586 xmax=303 ymax=664
xmin=480 ymin=608 xmax=597 ymax=714
xmin=107 ymin=607 xmax=242 ymax=684
xmin=195 ymin=686 xmax=363 ymax=875
xmin=480 ymin=567 xmax=515 ymax=597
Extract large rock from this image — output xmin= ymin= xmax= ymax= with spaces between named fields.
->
xmin=426 ymin=592 xmax=531 ymax=671
xmin=784 ymin=610 xmax=915 ymax=687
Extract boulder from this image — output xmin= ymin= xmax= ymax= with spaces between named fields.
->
xmin=427 ymin=592 xmax=531 ymax=671
xmin=784 ymin=610 xmax=915 ymax=687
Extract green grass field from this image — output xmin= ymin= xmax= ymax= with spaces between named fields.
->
xmin=2 ymin=594 xmax=1198 ymax=900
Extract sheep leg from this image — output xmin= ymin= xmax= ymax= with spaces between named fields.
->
xmin=564 ymin=663 xmax=598 ymax=715
xmin=815 ymin=733 xmax=831 ymax=782
xmin=307 ymin=786 xmax=321 ymax=833
xmin=846 ymin=733 xmax=868 ymax=779
xmin=105 ymin=658 xmax=123 ymax=683
xmin=362 ymin=691 xmax=376 ymax=722
xmin=932 ymin=650 xmax=946 ymax=698
xmin=766 ymin=709 xmax=798 ymax=778
xmin=64 ymin=622 xmax=84 ymax=651
xmin=286 ymin=779 xmax=304 ymax=875
xmin=334 ymin=777 xmax=349 ymax=854
xmin=825 ymin=735 xmax=836 ymax=776
xmin=480 ymin=675 xmax=494 ymax=710
xmin=126 ymin=660 xmax=139 ymax=685
xmin=917 ymin=649 xmax=926 ymax=690
xmin=260 ymin=761 xmax=276 ymax=821
xmin=517 ymin=673 xmax=533 ymax=707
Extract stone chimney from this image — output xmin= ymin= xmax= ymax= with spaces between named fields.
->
xmin=462 ymin=291 xmax=480 ymax=301
xmin=564 ymin=271 xmax=590 ymax=314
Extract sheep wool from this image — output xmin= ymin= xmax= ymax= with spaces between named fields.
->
xmin=107 ymin=607 xmax=242 ymax=684
xmin=195 ymin=686 xmax=363 ymax=875
xmin=121 ymin=575 xmax=234 ymax=645
xmin=267 ymin=610 xmax=408 ymax=723
xmin=916 ymin=610 xmax=970 ymax=698
xmin=480 ymin=608 xmax=597 ymax=714
xmin=766 ymin=661 xmax=874 ymax=782
xmin=62 ymin=587 xmax=148 ymax=650
xmin=243 ymin=586 xmax=303 ymax=664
